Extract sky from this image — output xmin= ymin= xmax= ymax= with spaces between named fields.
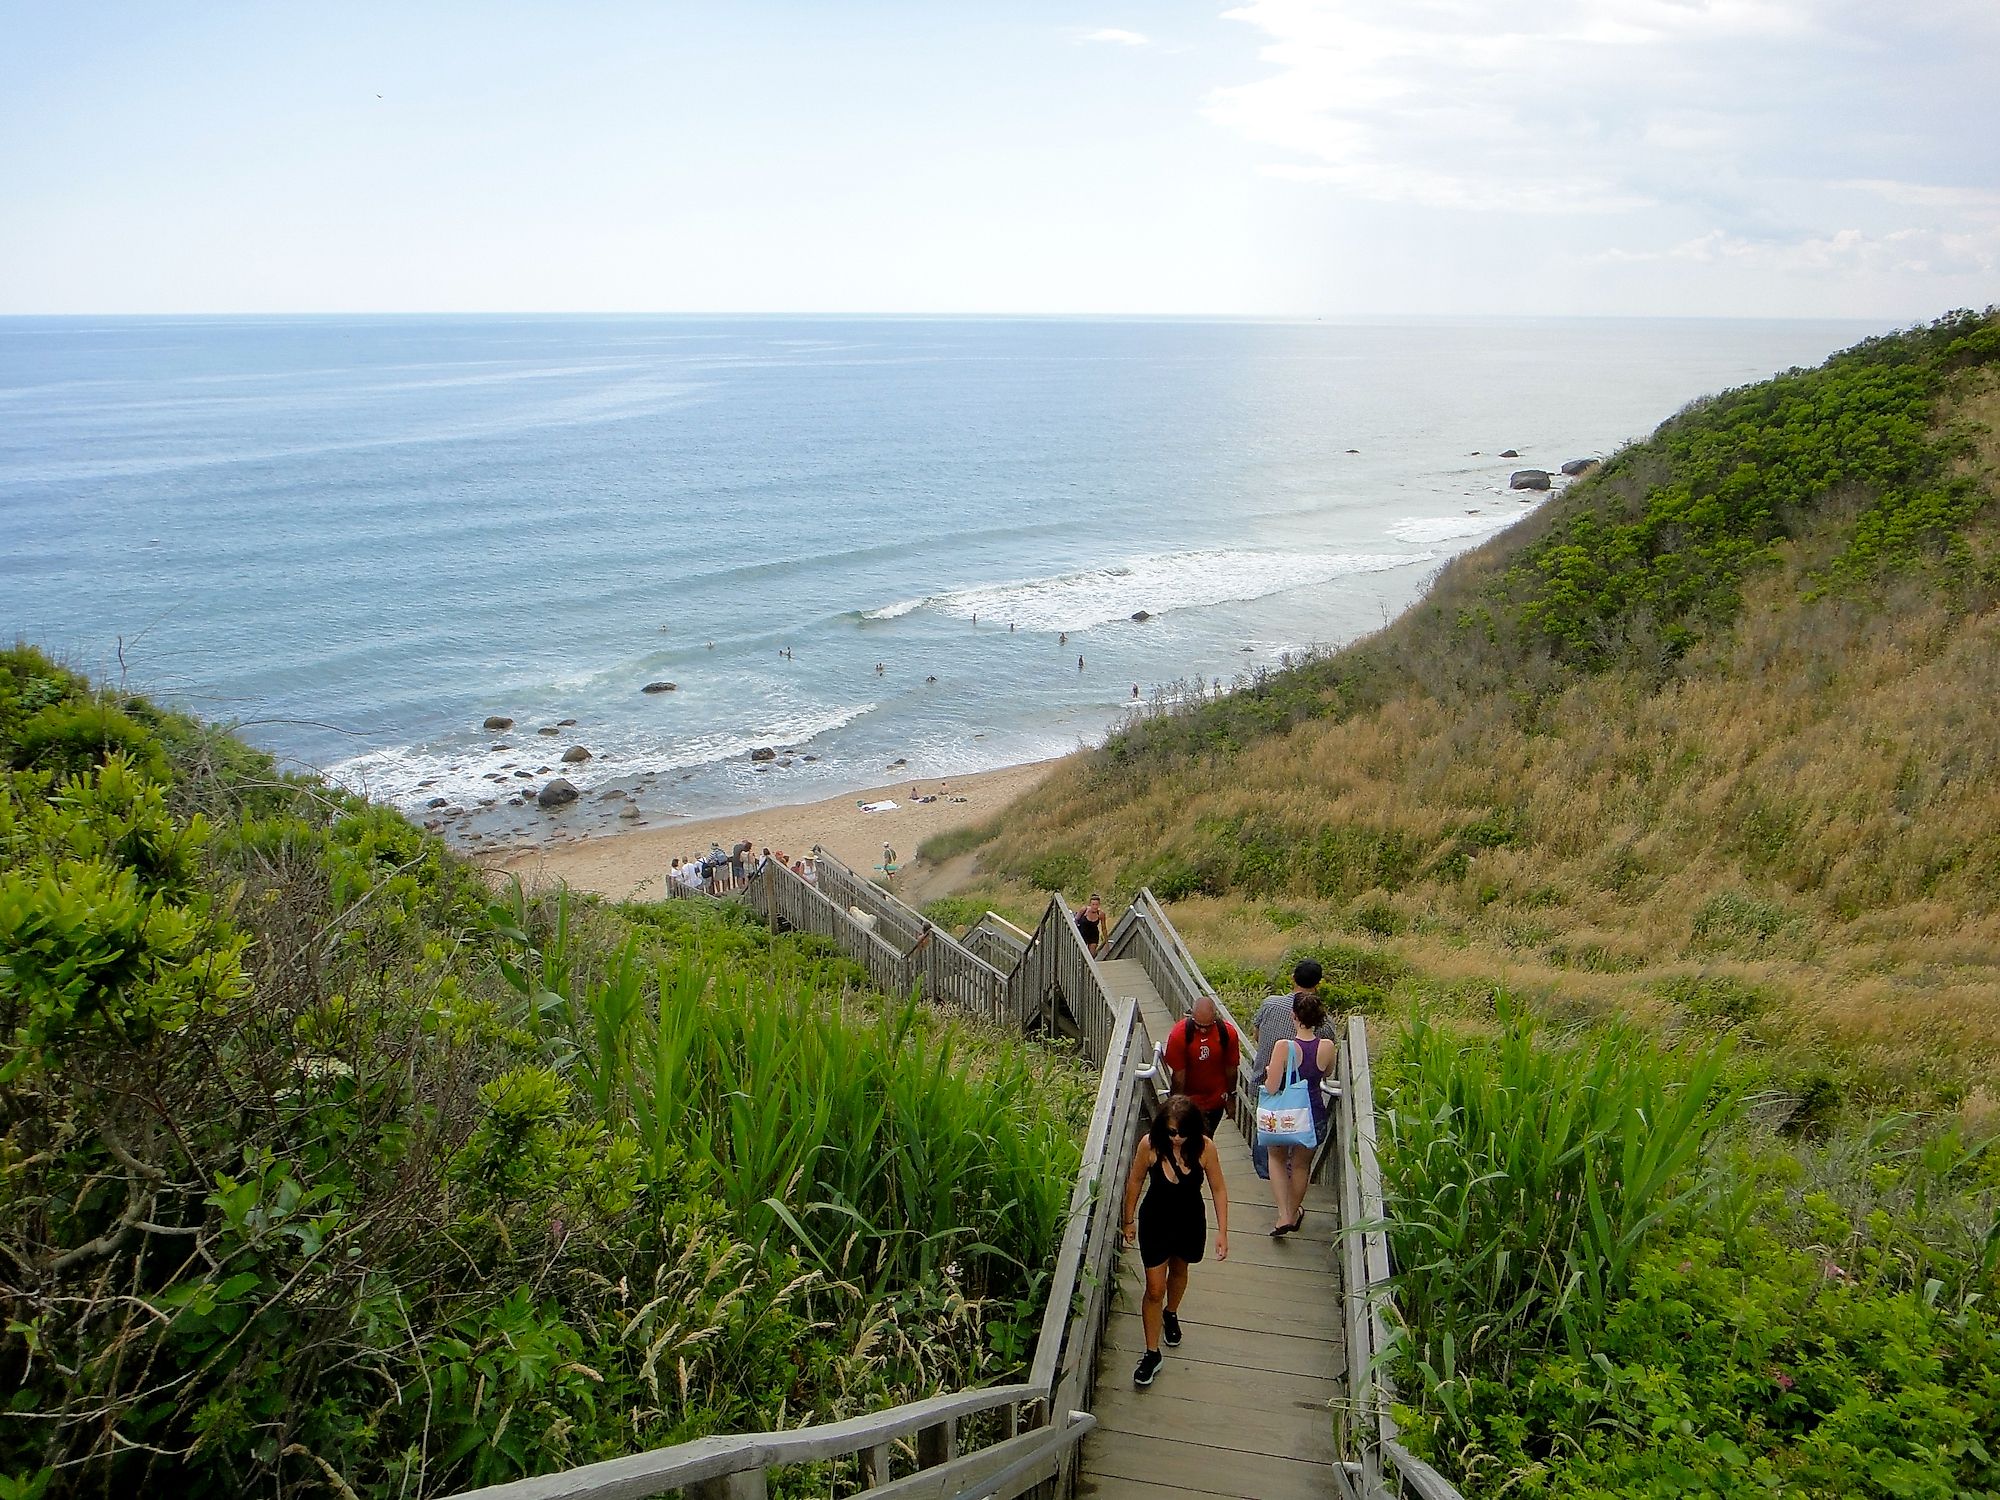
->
xmin=1 ymin=1 xmax=1995 ymax=319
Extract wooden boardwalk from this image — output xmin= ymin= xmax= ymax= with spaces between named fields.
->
xmin=1079 ymin=960 xmax=1343 ymax=1500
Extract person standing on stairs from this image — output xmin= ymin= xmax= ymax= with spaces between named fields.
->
xmin=1074 ymin=893 xmax=1107 ymax=957
xmin=1263 ymin=990 xmax=1334 ymax=1236
xmin=1121 ymin=1094 xmax=1230 ymax=1388
xmin=1165 ymin=993 xmax=1241 ymax=1137
xmin=1249 ymin=958 xmax=1335 ymax=1183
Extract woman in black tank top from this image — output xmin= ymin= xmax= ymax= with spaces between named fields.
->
xmin=1120 ymin=1095 xmax=1230 ymax=1388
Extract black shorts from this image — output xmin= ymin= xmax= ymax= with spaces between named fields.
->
xmin=1137 ymin=1201 xmax=1206 ymax=1269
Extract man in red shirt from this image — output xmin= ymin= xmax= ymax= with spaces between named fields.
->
xmin=1164 ymin=994 xmax=1241 ymax=1135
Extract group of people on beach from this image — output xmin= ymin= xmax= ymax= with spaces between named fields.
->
xmin=1120 ymin=958 xmax=1334 ymax=1388
xmin=668 ymin=839 xmax=816 ymax=895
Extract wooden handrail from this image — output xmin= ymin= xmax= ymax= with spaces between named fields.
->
xmin=450 ymin=1386 xmax=1038 ymax=1500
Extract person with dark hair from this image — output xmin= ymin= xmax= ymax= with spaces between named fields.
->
xmin=1120 ymin=1095 xmax=1229 ymax=1388
xmin=1249 ymin=959 xmax=1335 ymax=1182
xmin=1263 ymin=991 xmax=1334 ymax=1236
xmin=1074 ymin=894 xmax=1107 ymax=956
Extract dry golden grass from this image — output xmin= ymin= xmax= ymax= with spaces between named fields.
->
xmin=941 ymin=379 xmax=2000 ymax=1105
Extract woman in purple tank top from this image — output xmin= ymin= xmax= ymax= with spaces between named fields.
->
xmin=1263 ymin=990 xmax=1332 ymax=1236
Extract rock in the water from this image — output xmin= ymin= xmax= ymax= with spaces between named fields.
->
xmin=642 ymin=681 xmax=677 ymax=694
xmin=426 ymin=796 xmax=449 ymax=809
xmin=1346 ymin=448 xmax=1359 ymax=454
xmin=1509 ymin=469 xmax=1553 ymax=492
xmin=537 ymin=726 xmax=559 ymax=736
xmin=1130 ymin=610 xmax=1152 ymax=622
xmin=750 ymin=746 xmax=777 ymax=762
xmin=1499 ymin=449 xmax=1519 ymax=459
xmin=537 ymin=778 xmax=579 ymax=808
xmin=1561 ymin=457 xmax=1601 ymax=477
xmin=619 ymin=806 xmax=643 ymax=819
xmin=562 ymin=745 xmax=592 ymax=764
xmin=556 ymin=717 xmax=577 ymax=727
xmin=803 ymin=754 xmax=818 ymax=762
xmin=887 ymin=757 xmax=907 ymax=768
xmin=483 ymin=715 xmax=514 ymax=730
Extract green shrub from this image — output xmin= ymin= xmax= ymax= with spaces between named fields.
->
xmin=920 ymin=894 xmax=989 ymax=932
xmin=916 ymin=820 xmax=1001 ymax=864
xmin=1659 ymin=971 xmax=1775 ymax=1029
xmin=1692 ymin=888 xmax=1795 ymax=947
xmin=1026 ymin=849 xmax=1090 ymax=893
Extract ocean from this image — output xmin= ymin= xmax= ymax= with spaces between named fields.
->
xmin=2 ymin=314 xmax=1874 ymax=850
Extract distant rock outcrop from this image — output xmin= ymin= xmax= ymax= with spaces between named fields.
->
xmin=537 ymin=778 xmax=579 ymax=808
xmin=1509 ymin=469 xmax=1553 ymax=491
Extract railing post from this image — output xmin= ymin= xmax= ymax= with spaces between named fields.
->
xmin=858 ymin=1442 xmax=893 ymax=1488
xmin=916 ymin=1416 xmax=957 ymax=1469
xmin=690 ymin=1466 xmax=767 ymax=1499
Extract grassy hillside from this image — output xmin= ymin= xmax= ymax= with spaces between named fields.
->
xmin=945 ymin=309 xmax=2000 ymax=1108
xmin=0 ymin=648 xmax=1091 ymax=1498
xmin=927 ymin=309 xmax=2000 ymax=1496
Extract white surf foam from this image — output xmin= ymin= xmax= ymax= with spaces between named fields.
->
xmin=1386 ymin=511 xmax=1522 ymax=545
xmin=862 ymin=549 xmax=1435 ymax=634
xmin=326 ymin=700 xmax=879 ymax=813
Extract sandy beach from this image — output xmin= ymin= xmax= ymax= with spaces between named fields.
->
xmin=482 ymin=758 xmax=1058 ymax=902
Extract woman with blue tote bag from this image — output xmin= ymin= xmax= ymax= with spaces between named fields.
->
xmin=1258 ymin=991 xmax=1332 ymax=1236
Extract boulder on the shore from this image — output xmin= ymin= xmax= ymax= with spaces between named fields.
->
xmin=537 ymin=778 xmax=579 ymax=808
xmin=642 ymin=681 xmax=677 ymax=694
xmin=1131 ymin=610 xmax=1152 ymax=622
xmin=1509 ymin=469 xmax=1553 ymax=492
xmin=482 ymin=715 xmax=514 ymax=730
xmin=1499 ymin=449 xmax=1520 ymax=459
xmin=562 ymin=745 xmax=592 ymax=763
xmin=1561 ymin=457 xmax=1601 ymax=477
xmin=426 ymin=796 xmax=449 ymax=809
xmin=750 ymin=746 xmax=777 ymax=762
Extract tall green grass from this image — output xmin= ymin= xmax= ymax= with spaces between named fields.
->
xmin=500 ymin=886 xmax=1078 ymax=1297
xmin=1380 ymin=1005 xmax=2000 ymax=1497
xmin=1383 ymin=1003 xmax=1739 ymax=1392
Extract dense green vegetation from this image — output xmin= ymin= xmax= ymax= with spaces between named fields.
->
xmin=0 ymin=647 xmax=1088 ymax=1498
xmin=1383 ymin=1009 xmax=2000 ymax=1498
xmin=935 ymin=311 xmax=2000 ymax=1494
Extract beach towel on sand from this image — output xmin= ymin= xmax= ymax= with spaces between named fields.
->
xmin=857 ymin=799 xmax=899 ymax=812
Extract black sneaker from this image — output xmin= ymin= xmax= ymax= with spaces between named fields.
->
xmin=1133 ymin=1350 xmax=1163 ymax=1387
xmin=1163 ymin=1309 xmax=1182 ymax=1347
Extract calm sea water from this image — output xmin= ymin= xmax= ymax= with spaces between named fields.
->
xmin=3 ymin=315 xmax=1872 ymax=849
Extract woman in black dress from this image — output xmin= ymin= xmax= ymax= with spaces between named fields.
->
xmin=1120 ymin=1094 xmax=1230 ymax=1387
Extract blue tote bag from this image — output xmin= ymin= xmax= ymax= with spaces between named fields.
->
xmin=1255 ymin=1041 xmax=1318 ymax=1149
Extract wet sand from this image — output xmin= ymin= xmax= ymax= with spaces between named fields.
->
xmin=482 ymin=759 xmax=1058 ymax=901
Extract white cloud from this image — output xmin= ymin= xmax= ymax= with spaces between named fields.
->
xmin=1079 ymin=27 xmax=1150 ymax=46
xmin=1596 ymin=225 xmax=2000 ymax=276
xmin=1201 ymin=0 xmax=2000 ymax=309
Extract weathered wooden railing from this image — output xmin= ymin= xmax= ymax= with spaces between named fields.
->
xmin=744 ymin=854 xmax=1014 ymax=1025
xmin=1332 ymin=1015 xmax=1467 ymax=1500
xmin=961 ymin=911 xmax=1031 ymax=973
